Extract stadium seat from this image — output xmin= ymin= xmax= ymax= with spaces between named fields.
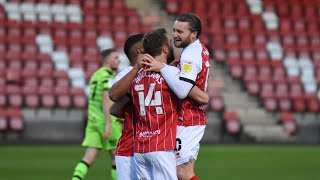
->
xmin=22 ymin=44 xmax=37 ymax=61
xmin=209 ymin=92 xmax=225 ymax=112
xmin=22 ymin=85 xmax=39 ymax=108
xmin=222 ymin=111 xmax=241 ymax=135
xmin=6 ymin=108 xmax=24 ymax=132
xmin=38 ymin=86 xmax=55 ymax=108
xmin=71 ymin=87 xmax=87 ymax=108
xmin=6 ymin=69 xmax=22 ymax=85
xmin=279 ymin=111 xmax=296 ymax=135
xmin=0 ymin=110 xmax=8 ymax=132
xmin=54 ymin=86 xmax=71 ymax=108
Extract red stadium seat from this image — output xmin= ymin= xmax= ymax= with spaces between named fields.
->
xmin=222 ymin=111 xmax=241 ymax=135
xmin=6 ymin=44 xmax=22 ymax=61
xmin=22 ymin=28 xmax=36 ymax=44
xmin=83 ymin=30 xmax=97 ymax=46
xmin=23 ymin=85 xmax=39 ymax=108
xmin=68 ymin=29 xmax=83 ymax=45
xmin=6 ymin=69 xmax=21 ymax=85
xmin=166 ymin=0 xmax=179 ymax=14
xmin=7 ymin=108 xmax=24 ymax=132
xmin=83 ymin=46 xmax=99 ymax=62
xmin=97 ymin=16 xmax=112 ymax=31
xmin=208 ymin=90 xmax=224 ymax=112
xmin=71 ymin=87 xmax=87 ymax=108
xmin=6 ymin=85 xmax=22 ymax=107
xmin=53 ymin=28 xmax=68 ymax=45
xmin=6 ymin=28 xmax=21 ymax=44
xmin=38 ymin=86 xmax=55 ymax=108
xmin=0 ymin=111 xmax=8 ymax=132
xmin=279 ymin=111 xmax=296 ymax=135
xmin=22 ymin=44 xmax=38 ymax=61
xmin=54 ymin=86 xmax=71 ymax=108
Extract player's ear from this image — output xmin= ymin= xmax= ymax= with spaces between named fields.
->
xmin=191 ymin=31 xmax=197 ymax=40
xmin=163 ymin=45 xmax=169 ymax=55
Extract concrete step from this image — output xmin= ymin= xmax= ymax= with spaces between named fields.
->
xmin=243 ymin=124 xmax=293 ymax=143
xmin=231 ymin=108 xmax=274 ymax=125
xmin=295 ymin=113 xmax=320 ymax=125
xmin=223 ymin=93 xmax=258 ymax=109
xmin=202 ymin=112 xmax=222 ymax=143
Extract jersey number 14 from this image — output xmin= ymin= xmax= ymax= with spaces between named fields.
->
xmin=135 ymin=83 xmax=163 ymax=116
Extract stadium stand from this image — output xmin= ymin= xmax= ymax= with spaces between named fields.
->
xmin=1 ymin=0 xmax=319 ymax=143
xmin=0 ymin=0 xmax=152 ymax=141
xmin=164 ymin=0 xmax=320 ymax=143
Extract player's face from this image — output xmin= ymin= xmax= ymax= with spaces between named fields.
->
xmin=109 ymin=52 xmax=120 ymax=71
xmin=130 ymin=41 xmax=144 ymax=65
xmin=173 ymin=21 xmax=193 ymax=48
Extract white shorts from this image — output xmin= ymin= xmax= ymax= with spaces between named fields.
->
xmin=115 ymin=156 xmax=136 ymax=180
xmin=134 ymin=150 xmax=178 ymax=180
xmin=175 ymin=125 xmax=206 ymax=166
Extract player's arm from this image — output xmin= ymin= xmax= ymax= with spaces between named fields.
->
xmin=143 ymin=54 xmax=208 ymax=104
xmin=188 ymin=86 xmax=209 ymax=105
xmin=142 ymin=55 xmax=193 ymax=99
xmin=110 ymin=95 xmax=130 ymax=118
xmin=109 ymin=55 xmax=145 ymax=102
xmin=103 ymin=90 xmax=111 ymax=140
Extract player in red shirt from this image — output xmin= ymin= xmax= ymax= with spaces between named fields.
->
xmin=110 ymin=29 xmax=209 ymax=179
xmin=111 ymin=28 xmax=178 ymax=179
xmin=142 ymin=12 xmax=209 ymax=180
xmin=110 ymin=33 xmax=144 ymax=180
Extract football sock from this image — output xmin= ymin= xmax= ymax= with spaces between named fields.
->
xmin=72 ymin=160 xmax=90 ymax=180
xmin=190 ymin=175 xmax=199 ymax=180
xmin=111 ymin=165 xmax=117 ymax=180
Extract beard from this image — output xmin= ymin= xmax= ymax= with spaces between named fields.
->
xmin=174 ymin=37 xmax=191 ymax=48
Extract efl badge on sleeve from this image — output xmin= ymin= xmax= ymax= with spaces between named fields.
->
xmin=181 ymin=61 xmax=192 ymax=73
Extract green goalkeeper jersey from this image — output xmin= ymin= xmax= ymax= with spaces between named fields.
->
xmin=87 ymin=67 xmax=115 ymax=125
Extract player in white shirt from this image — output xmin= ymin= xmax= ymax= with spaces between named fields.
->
xmin=110 ymin=33 xmax=144 ymax=180
xmin=142 ymin=12 xmax=210 ymax=180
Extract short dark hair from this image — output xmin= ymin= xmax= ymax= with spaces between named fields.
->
xmin=124 ymin=33 xmax=144 ymax=60
xmin=176 ymin=12 xmax=202 ymax=38
xmin=100 ymin=48 xmax=117 ymax=64
xmin=143 ymin=28 xmax=168 ymax=57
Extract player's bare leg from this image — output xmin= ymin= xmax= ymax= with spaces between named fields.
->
xmin=72 ymin=148 xmax=100 ymax=180
xmin=82 ymin=148 xmax=100 ymax=164
xmin=109 ymin=149 xmax=117 ymax=180
xmin=177 ymin=159 xmax=198 ymax=180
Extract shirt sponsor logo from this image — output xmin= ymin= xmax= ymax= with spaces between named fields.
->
xmin=139 ymin=129 xmax=161 ymax=138
xmin=181 ymin=60 xmax=192 ymax=73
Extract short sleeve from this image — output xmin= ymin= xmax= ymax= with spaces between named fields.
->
xmin=113 ymin=66 xmax=133 ymax=84
xmin=179 ymin=47 xmax=202 ymax=84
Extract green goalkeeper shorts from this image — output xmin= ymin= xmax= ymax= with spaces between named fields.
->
xmin=82 ymin=116 xmax=122 ymax=151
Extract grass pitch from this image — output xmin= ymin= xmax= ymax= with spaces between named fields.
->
xmin=0 ymin=145 xmax=319 ymax=180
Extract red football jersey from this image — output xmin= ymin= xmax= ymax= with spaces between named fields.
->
xmin=177 ymin=40 xmax=210 ymax=126
xmin=114 ymin=66 xmax=137 ymax=156
xmin=130 ymin=69 xmax=178 ymax=153
xmin=115 ymin=103 xmax=136 ymax=156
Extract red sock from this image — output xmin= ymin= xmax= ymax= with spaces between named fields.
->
xmin=190 ymin=175 xmax=199 ymax=180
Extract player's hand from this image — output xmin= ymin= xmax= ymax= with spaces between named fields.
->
xmin=142 ymin=54 xmax=165 ymax=72
xmin=136 ymin=54 xmax=148 ymax=68
xmin=103 ymin=124 xmax=111 ymax=140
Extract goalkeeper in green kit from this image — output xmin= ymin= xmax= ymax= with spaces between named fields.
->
xmin=71 ymin=48 xmax=121 ymax=180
